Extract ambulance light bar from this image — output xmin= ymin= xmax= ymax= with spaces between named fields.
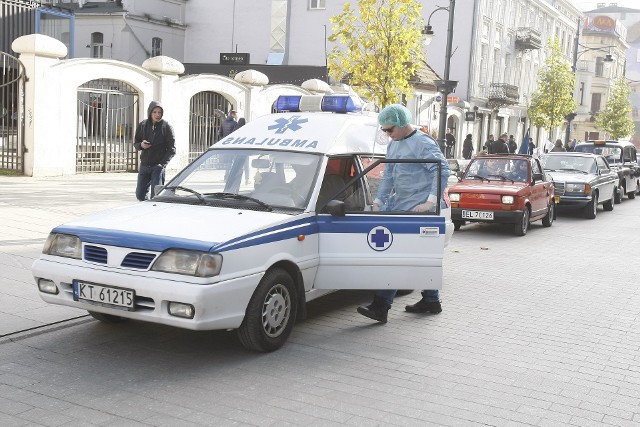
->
xmin=275 ymin=95 xmax=361 ymax=113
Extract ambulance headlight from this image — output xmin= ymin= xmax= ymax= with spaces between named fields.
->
xmin=43 ymin=233 xmax=81 ymax=259
xmin=449 ymin=193 xmax=460 ymax=202
xmin=151 ymin=249 xmax=222 ymax=277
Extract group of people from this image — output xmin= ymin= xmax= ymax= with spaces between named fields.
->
xmin=544 ymin=138 xmax=578 ymax=153
xmin=133 ymin=102 xmax=246 ymax=201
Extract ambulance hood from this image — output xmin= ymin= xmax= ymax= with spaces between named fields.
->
xmin=52 ymin=202 xmax=294 ymax=252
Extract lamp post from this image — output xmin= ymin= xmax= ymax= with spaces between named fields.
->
xmin=565 ymin=20 xmax=615 ymax=143
xmin=422 ymin=0 xmax=457 ymax=157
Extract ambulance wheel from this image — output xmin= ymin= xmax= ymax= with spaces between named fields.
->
xmin=237 ymin=268 xmax=297 ymax=352
xmin=395 ymin=290 xmax=413 ymax=296
xmin=88 ymin=311 xmax=128 ymax=323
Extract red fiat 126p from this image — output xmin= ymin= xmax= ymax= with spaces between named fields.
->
xmin=448 ymin=154 xmax=555 ymax=236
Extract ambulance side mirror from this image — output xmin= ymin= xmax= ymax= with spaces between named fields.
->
xmin=325 ymin=200 xmax=345 ymax=216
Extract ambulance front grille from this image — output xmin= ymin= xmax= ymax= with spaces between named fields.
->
xmin=84 ymin=245 xmax=107 ymax=264
xmin=121 ymin=252 xmax=156 ymax=269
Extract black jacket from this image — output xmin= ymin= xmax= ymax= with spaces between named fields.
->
xmin=219 ymin=115 xmax=238 ymax=139
xmin=134 ymin=101 xmax=176 ymax=167
xmin=490 ymin=139 xmax=509 ymax=154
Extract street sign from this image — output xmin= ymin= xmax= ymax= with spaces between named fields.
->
xmin=465 ymin=112 xmax=476 ymax=121
xmin=220 ymin=53 xmax=250 ymax=65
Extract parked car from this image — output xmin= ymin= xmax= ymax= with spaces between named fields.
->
xmin=31 ymin=95 xmax=453 ymax=352
xmin=573 ymin=140 xmax=640 ymax=203
xmin=540 ymin=152 xmax=619 ymax=219
xmin=448 ymin=154 xmax=555 ymax=236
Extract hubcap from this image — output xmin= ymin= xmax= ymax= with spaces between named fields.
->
xmin=261 ymin=284 xmax=291 ymax=337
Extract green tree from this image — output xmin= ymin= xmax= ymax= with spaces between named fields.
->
xmin=595 ymin=76 xmax=635 ymax=140
xmin=528 ymin=39 xmax=577 ymax=137
xmin=327 ymin=0 xmax=424 ymax=108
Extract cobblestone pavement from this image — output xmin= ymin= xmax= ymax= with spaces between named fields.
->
xmin=1 ymin=173 xmax=639 ymax=426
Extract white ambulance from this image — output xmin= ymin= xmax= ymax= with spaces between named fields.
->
xmin=32 ymin=95 xmax=452 ymax=352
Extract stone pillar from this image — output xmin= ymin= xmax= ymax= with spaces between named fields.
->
xmin=12 ymin=34 xmax=68 ymax=176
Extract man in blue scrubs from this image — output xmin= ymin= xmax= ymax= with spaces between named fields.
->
xmin=357 ymin=104 xmax=450 ymax=323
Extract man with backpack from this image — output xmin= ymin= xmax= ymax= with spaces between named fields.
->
xmin=133 ymin=101 xmax=176 ymax=201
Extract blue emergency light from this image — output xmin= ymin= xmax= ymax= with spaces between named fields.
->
xmin=275 ymin=95 xmax=361 ymax=113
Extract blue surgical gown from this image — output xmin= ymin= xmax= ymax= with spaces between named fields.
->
xmin=375 ymin=131 xmax=450 ymax=212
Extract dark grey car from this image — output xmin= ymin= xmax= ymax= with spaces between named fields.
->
xmin=541 ymin=153 xmax=619 ymax=219
xmin=574 ymin=140 xmax=640 ymax=203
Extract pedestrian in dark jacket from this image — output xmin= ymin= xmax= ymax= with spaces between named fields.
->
xmin=508 ymin=135 xmax=517 ymax=153
xmin=462 ymin=134 xmax=474 ymax=159
xmin=491 ymin=133 xmax=510 ymax=154
xmin=483 ymin=135 xmax=494 ymax=153
xmin=219 ymin=110 xmax=238 ymax=140
xmin=134 ymin=101 xmax=176 ymax=201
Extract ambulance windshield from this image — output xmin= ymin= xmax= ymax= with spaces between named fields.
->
xmin=157 ymin=149 xmax=322 ymax=210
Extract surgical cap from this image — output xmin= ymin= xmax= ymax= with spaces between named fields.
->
xmin=378 ymin=104 xmax=412 ymax=127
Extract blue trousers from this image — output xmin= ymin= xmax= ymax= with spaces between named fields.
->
xmin=136 ymin=164 xmax=165 ymax=201
xmin=377 ymin=289 xmax=440 ymax=306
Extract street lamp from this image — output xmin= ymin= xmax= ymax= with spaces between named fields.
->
xmin=422 ymin=0 xmax=457 ymax=156
xmin=565 ymin=19 xmax=615 ymax=143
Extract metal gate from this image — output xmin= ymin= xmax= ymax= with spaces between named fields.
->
xmin=188 ymin=91 xmax=232 ymax=162
xmin=77 ymin=79 xmax=139 ymax=173
xmin=0 ymin=51 xmax=26 ymax=173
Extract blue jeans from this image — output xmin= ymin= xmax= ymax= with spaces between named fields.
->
xmin=136 ymin=164 xmax=165 ymax=201
xmin=376 ymin=289 xmax=440 ymax=306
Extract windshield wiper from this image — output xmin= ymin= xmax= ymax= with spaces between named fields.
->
xmin=204 ymin=192 xmax=273 ymax=211
xmin=559 ymin=168 xmax=588 ymax=174
xmin=162 ymin=186 xmax=205 ymax=203
xmin=465 ymin=174 xmax=486 ymax=181
xmin=487 ymin=174 xmax=508 ymax=181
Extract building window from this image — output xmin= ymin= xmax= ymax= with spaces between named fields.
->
xmin=478 ymin=43 xmax=489 ymax=91
xmin=152 ymin=37 xmax=162 ymax=57
xmin=591 ymin=93 xmax=602 ymax=114
xmin=595 ymin=56 xmax=604 ymax=77
xmin=90 ymin=32 xmax=103 ymax=58
xmin=309 ymin=0 xmax=325 ymax=9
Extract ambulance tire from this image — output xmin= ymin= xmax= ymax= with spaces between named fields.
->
xmin=237 ymin=268 xmax=298 ymax=352
xmin=88 ymin=310 xmax=128 ymax=323
xmin=395 ymin=290 xmax=414 ymax=296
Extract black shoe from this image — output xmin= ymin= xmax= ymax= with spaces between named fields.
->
xmin=405 ymin=299 xmax=442 ymax=314
xmin=357 ymin=296 xmax=390 ymax=323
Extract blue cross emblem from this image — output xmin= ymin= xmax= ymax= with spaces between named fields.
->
xmin=268 ymin=116 xmax=308 ymax=134
xmin=368 ymin=226 xmax=393 ymax=251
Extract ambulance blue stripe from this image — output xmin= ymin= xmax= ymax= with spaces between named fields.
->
xmin=211 ymin=217 xmax=318 ymax=252
xmin=212 ymin=215 xmax=445 ymax=252
xmin=52 ymin=226 xmax=216 ymax=252
xmin=316 ymin=215 xmax=446 ymax=234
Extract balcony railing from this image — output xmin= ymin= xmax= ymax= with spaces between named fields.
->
xmin=515 ymin=28 xmax=542 ymax=50
xmin=488 ymin=83 xmax=519 ymax=106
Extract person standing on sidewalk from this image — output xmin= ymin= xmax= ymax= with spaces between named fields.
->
xmin=134 ymin=101 xmax=176 ymax=201
xmin=357 ymin=104 xmax=449 ymax=323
